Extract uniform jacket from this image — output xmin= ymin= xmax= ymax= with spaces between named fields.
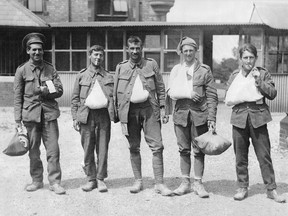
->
xmin=14 ymin=60 xmax=63 ymax=123
xmin=226 ymin=67 xmax=277 ymax=129
xmin=166 ymin=59 xmax=218 ymax=127
xmin=71 ymin=65 xmax=116 ymax=124
xmin=114 ymin=58 xmax=166 ymax=123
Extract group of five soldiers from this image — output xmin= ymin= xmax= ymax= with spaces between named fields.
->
xmin=13 ymin=32 xmax=286 ymax=203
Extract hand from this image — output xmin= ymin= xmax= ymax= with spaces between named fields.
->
xmin=160 ymin=107 xmax=169 ymax=124
xmin=208 ymin=120 xmax=216 ymax=133
xmin=251 ymin=67 xmax=260 ymax=79
xmin=121 ymin=123 xmax=129 ymax=136
xmin=40 ymin=86 xmax=49 ymax=96
xmin=73 ymin=120 xmax=80 ymax=132
xmin=191 ymin=91 xmax=201 ymax=103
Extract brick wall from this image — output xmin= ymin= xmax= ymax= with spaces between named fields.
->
xmin=280 ymin=116 xmax=288 ymax=149
xmin=71 ymin=0 xmax=88 ymax=22
xmin=43 ymin=0 xmax=69 ymax=22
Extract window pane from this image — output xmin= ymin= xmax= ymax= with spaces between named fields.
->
xmin=144 ymin=35 xmax=160 ymax=48
xmin=55 ymin=52 xmax=70 ymax=71
xmin=279 ymin=36 xmax=288 ymax=51
xmin=72 ymin=31 xmax=86 ymax=49
xmin=144 ymin=52 xmax=160 ymax=68
xmin=44 ymin=33 xmax=52 ymax=50
xmin=265 ymin=54 xmax=277 ymax=73
xmin=267 ymin=36 xmax=278 ymax=52
xmin=164 ymin=30 xmax=181 ymax=49
xmin=90 ymin=31 xmax=105 ymax=47
xmin=164 ymin=52 xmax=179 ymax=72
xmin=44 ymin=52 xmax=52 ymax=63
xmin=97 ymin=0 xmax=111 ymax=14
xmin=108 ymin=31 xmax=123 ymax=49
xmin=55 ymin=31 xmax=70 ymax=49
xmin=107 ymin=52 xmax=123 ymax=71
xmin=72 ymin=52 xmax=87 ymax=71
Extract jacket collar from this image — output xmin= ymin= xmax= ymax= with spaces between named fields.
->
xmin=129 ymin=58 xmax=143 ymax=69
xmin=28 ymin=59 xmax=44 ymax=71
xmin=88 ymin=64 xmax=104 ymax=77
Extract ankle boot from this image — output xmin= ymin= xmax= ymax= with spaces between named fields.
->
xmin=155 ymin=183 xmax=173 ymax=196
xmin=130 ymin=179 xmax=143 ymax=193
xmin=267 ymin=189 xmax=286 ymax=203
xmin=234 ymin=187 xmax=248 ymax=201
xmin=193 ymin=179 xmax=209 ymax=198
xmin=174 ymin=177 xmax=191 ymax=196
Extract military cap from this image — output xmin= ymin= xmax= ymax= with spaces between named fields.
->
xmin=22 ymin=32 xmax=46 ymax=49
xmin=176 ymin=36 xmax=198 ymax=55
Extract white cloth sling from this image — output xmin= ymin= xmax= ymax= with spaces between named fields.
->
xmin=168 ymin=63 xmax=195 ymax=100
xmin=225 ymin=70 xmax=263 ymax=106
xmin=84 ymin=79 xmax=108 ymax=109
xmin=130 ymin=74 xmax=149 ymax=103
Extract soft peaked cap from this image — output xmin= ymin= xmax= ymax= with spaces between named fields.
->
xmin=176 ymin=36 xmax=198 ymax=55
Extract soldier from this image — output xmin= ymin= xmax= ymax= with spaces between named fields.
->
xmin=166 ymin=36 xmax=218 ymax=198
xmin=14 ymin=33 xmax=65 ymax=194
xmin=225 ymin=43 xmax=286 ymax=203
xmin=114 ymin=36 xmax=173 ymax=196
xmin=71 ymin=45 xmax=116 ymax=192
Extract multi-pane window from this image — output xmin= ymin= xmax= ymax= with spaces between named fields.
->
xmin=27 ymin=0 xmax=43 ymax=12
xmin=96 ymin=0 xmax=128 ymax=20
xmin=265 ymin=36 xmax=288 ymax=73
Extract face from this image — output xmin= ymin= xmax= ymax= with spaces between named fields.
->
xmin=27 ymin=43 xmax=43 ymax=63
xmin=127 ymin=42 xmax=142 ymax=62
xmin=89 ymin=50 xmax=104 ymax=67
xmin=182 ymin=45 xmax=197 ymax=64
xmin=240 ymin=50 xmax=257 ymax=72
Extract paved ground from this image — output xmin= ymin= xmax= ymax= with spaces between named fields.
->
xmin=0 ymin=103 xmax=288 ymax=216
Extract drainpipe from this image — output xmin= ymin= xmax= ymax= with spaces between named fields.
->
xmin=68 ymin=0 xmax=71 ymax=22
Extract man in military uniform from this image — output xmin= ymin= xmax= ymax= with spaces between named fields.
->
xmin=14 ymin=33 xmax=65 ymax=194
xmin=114 ymin=36 xmax=173 ymax=196
xmin=71 ymin=45 xmax=116 ymax=192
xmin=166 ymin=36 xmax=218 ymax=198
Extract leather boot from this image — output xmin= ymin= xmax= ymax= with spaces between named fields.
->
xmin=193 ymin=179 xmax=209 ymax=198
xmin=130 ymin=179 xmax=143 ymax=193
xmin=267 ymin=189 xmax=286 ymax=203
xmin=155 ymin=183 xmax=174 ymax=196
xmin=97 ymin=179 xmax=108 ymax=193
xmin=82 ymin=180 xmax=97 ymax=192
xmin=25 ymin=182 xmax=44 ymax=192
xmin=174 ymin=177 xmax=191 ymax=196
xmin=233 ymin=187 xmax=248 ymax=201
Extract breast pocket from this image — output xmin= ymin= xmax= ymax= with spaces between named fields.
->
xmin=193 ymin=80 xmax=205 ymax=97
xmin=24 ymin=76 xmax=35 ymax=95
xmin=143 ymin=71 xmax=156 ymax=91
xmin=118 ymin=73 xmax=131 ymax=94
xmin=79 ymin=81 xmax=91 ymax=99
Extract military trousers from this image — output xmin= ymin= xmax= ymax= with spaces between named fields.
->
xmin=24 ymin=118 xmax=62 ymax=185
xmin=233 ymin=115 xmax=277 ymax=190
xmin=80 ymin=108 xmax=111 ymax=181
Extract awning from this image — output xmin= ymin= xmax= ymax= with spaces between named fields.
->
xmin=0 ymin=0 xmax=48 ymax=27
xmin=250 ymin=2 xmax=288 ymax=30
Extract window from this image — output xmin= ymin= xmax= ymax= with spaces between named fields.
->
xmin=265 ymin=36 xmax=288 ymax=74
xmin=96 ymin=0 xmax=128 ymax=20
xmin=28 ymin=0 xmax=43 ymax=12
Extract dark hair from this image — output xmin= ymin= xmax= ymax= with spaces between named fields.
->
xmin=89 ymin=45 xmax=104 ymax=55
xmin=239 ymin=43 xmax=257 ymax=58
xmin=127 ymin=36 xmax=143 ymax=47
